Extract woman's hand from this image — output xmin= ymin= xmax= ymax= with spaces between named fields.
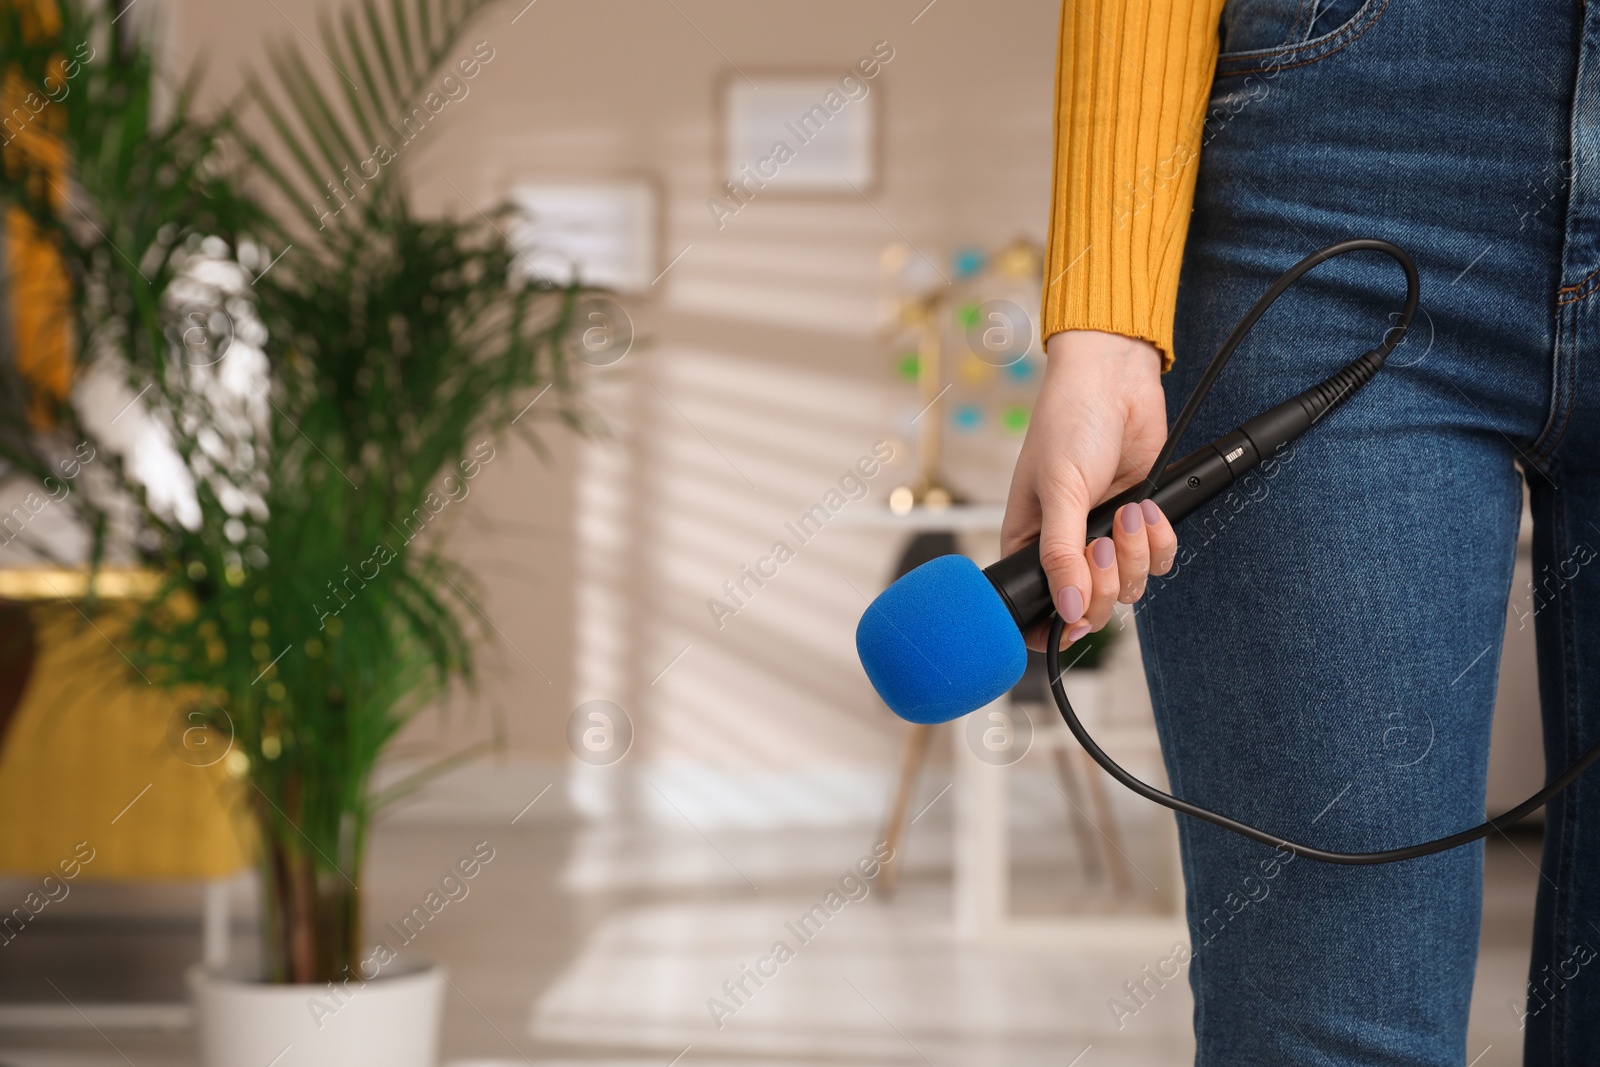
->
xmin=1001 ymin=329 xmax=1178 ymax=650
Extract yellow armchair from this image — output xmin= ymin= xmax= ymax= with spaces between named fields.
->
xmin=0 ymin=569 xmax=252 ymax=882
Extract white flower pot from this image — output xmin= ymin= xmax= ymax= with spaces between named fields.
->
xmin=189 ymin=959 xmax=445 ymax=1067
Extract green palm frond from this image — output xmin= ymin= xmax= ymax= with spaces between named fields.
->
xmin=244 ymin=0 xmax=497 ymax=233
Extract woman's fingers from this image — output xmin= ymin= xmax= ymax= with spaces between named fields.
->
xmin=1074 ymin=503 xmax=1152 ymax=646
xmin=1083 ymin=535 xmax=1119 ymax=632
xmin=1113 ymin=502 xmax=1152 ymax=603
xmin=1061 ymin=500 xmax=1178 ymax=645
xmin=1143 ymin=500 xmax=1177 ymax=575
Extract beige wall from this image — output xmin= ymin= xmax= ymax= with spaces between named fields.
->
xmin=164 ymin=0 xmax=1062 ymax=775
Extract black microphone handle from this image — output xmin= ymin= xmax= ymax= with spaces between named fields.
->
xmin=983 ymin=443 xmax=1245 ymax=631
xmin=982 ymin=349 xmax=1383 ymax=632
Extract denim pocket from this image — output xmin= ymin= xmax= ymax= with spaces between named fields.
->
xmin=1215 ymin=0 xmax=1389 ymax=77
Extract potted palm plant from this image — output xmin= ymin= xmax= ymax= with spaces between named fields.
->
xmin=0 ymin=1 xmax=590 ymax=1063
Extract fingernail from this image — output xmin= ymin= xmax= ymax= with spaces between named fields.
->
xmin=1120 ymin=503 xmax=1143 ymax=534
xmin=1091 ymin=536 xmax=1115 ymax=569
xmin=1057 ymin=585 xmax=1084 ymax=623
xmin=1066 ymin=621 xmax=1091 ymax=642
xmin=1140 ymin=499 xmax=1163 ymax=526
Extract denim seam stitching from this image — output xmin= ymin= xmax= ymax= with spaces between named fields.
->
xmin=1550 ymin=479 xmax=1579 ymax=1063
xmin=1531 ymin=304 xmax=1578 ymax=462
xmin=1214 ymin=0 xmax=1390 ymax=78
xmin=1556 ymin=275 xmax=1600 ymax=304
xmin=1216 ymin=0 xmax=1378 ymax=61
xmin=1287 ymin=0 xmax=1319 ymax=51
xmin=1555 ymin=260 xmax=1600 ymax=298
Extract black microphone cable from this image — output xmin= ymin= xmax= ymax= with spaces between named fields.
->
xmin=1047 ymin=237 xmax=1600 ymax=864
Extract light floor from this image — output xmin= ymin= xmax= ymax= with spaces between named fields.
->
xmin=0 ymin=812 xmax=1546 ymax=1066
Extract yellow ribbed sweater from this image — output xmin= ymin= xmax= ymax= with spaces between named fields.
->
xmin=1042 ymin=0 xmax=1227 ymax=368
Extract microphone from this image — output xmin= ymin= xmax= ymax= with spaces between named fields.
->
xmin=854 ymin=349 xmax=1386 ymax=725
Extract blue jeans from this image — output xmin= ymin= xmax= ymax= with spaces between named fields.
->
xmin=1141 ymin=0 xmax=1600 ymax=1062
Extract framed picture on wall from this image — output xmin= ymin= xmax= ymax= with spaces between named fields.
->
xmin=507 ymin=180 xmax=660 ymax=293
xmin=718 ymin=69 xmax=881 ymax=196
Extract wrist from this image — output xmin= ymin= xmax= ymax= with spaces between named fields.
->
xmin=1043 ymin=329 xmax=1163 ymax=381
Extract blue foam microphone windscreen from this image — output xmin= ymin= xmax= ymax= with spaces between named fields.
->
xmin=855 ymin=554 xmax=1028 ymax=724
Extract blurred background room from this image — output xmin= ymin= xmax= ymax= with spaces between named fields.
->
xmin=0 ymin=1 xmax=1555 ymax=1064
